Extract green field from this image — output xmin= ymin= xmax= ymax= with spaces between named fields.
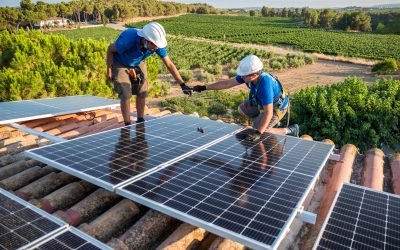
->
xmin=52 ymin=27 xmax=315 ymax=72
xmin=130 ymin=14 xmax=400 ymax=61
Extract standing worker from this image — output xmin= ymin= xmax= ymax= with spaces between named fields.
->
xmin=192 ymin=55 xmax=299 ymax=141
xmin=106 ymin=22 xmax=192 ymax=125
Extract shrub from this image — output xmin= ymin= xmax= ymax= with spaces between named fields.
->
xmin=304 ymin=54 xmax=317 ymax=64
xmin=179 ymin=69 xmax=194 ymax=82
xmin=205 ymin=64 xmax=223 ymax=75
xmin=148 ymin=81 xmax=171 ymax=98
xmin=208 ymin=102 xmax=227 ymax=118
xmin=269 ymin=60 xmax=284 ymax=71
xmin=197 ymin=70 xmax=215 ymax=83
xmin=291 ymin=77 xmax=400 ymax=152
xmin=372 ymin=58 xmax=398 ymax=74
xmin=228 ymin=68 xmax=237 ymax=78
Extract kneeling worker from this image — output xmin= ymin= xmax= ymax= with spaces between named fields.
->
xmin=106 ymin=22 xmax=192 ymax=125
xmin=192 ymin=55 xmax=299 ymax=141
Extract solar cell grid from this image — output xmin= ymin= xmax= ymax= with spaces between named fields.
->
xmin=315 ymin=183 xmax=400 ymax=250
xmin=26 ymin=115 xmax=243 ymax=190
xmin=205 ymin=129 xmax=334 ymax=176
xmin=33 ymin=228 xmax=111 ymax=250
xmin=118 ymin=130 xmax=334 ymax=249
xmin=0 ymin=189 xmax=67 ymax=250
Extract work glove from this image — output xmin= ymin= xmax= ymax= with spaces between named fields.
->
xmin=180 ymin=83 xmax=192 ymax=96
xmin=192 ymin=85 xmax=207 ymax=92
xmin=245 ymin=130 xmax=262 ymax=141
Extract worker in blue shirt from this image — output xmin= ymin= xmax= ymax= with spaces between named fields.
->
xmin=106 ymin=22 xmax=192 ymax=125
xmin=192 ymin=55 xmax=299 ymax=141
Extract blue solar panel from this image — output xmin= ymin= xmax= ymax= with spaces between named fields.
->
xmin=33 ymin=228 xmax=111 ymax=250
xmin=117 ymin=129 xmax=334 ymax=249
xmin=0 ymin=96 xmax=119 ymax=125
xmin=25 ymin=116 xmax=334 ymax=249
xmin=0 ymin=188 xmax=67 ymax=249
xmin=314 ymin=183 xmax=400 ymax=250
xmin=25 ymin=115 xmax=243 ymax=190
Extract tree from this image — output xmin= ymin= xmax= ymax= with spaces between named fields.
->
xmin=20 ymin=0 xmax=34 ymax=11
xmin=351 ymin=11 xmax=371 ymax=32
xmin=319 ymin=9 xmax=335 ymax=28
xmin=261 ymin=6 xmax=269 ymax=17
xmin=281 ymin=8 xmax=288 ymax=17
xmin=249 ymin=10 xmax=256 ymax=16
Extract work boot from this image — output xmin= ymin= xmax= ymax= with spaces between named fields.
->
xmin=136 ymin=117 xmax=145 ymax=123
xmin=287 ymin=124 xmax=299 ymax=137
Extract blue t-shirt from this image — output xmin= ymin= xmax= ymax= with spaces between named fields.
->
xmin=113 ymin=29 xmax=168 ymax=67
xmin=235 ymin=72 xmax=285 ymax=108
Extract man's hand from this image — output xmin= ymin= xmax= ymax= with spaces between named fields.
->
xmin=245 ymin=130 xmax=262 ymax=141
xmin=193 ymin=85 xmax=207 ymax=92
xmin=180 ymin=83 xmax=192 ymax=96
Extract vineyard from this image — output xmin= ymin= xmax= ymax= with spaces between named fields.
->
xmin=53 ymin=27 xmax=317 ymax=76
xmin=131 ymin=14 xmax=400 ymax=61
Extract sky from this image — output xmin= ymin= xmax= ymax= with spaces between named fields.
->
xmin=1 ymin=0 xmax=399 ymax=8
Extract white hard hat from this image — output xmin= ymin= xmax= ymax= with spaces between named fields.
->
xmin=236 ymin=55 xmax=263 ymax=76
xmin=137 ymin=22 xmax=167 ymax=48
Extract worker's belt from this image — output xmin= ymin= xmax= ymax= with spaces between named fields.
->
xmin=126 ymin=66 xmax=144 ymax=95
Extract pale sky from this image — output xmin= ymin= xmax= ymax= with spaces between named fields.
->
xmin=1 ymin=0 xmax=399 ymax=8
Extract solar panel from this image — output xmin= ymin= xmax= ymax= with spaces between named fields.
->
xmin=117 ymin=129 xmax=334 ymax=250
xmin=31 ymin=227 xmax=111 ymax=250
xmin=314 ymin=183 xmax=400 ymax=250
xmin=25 ymin=115 xmax=243 ymax=190
xmin=0 ymin=96 xmax=119 ymax=125
xmin=0 ymin=188 xmax=67 ymax=250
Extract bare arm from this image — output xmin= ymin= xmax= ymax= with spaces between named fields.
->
xmin=206 ymin=78 xmax=240 ymax=90
xmin=258 ymin=103 xmax=273 ymax=134
xmin=162 ymin=56 xmax=185 ymax=84
xmin=106 ymin=44 xmax=117 ymax=81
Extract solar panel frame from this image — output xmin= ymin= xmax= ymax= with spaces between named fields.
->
xmin=0 ymin=188 xmax=68 ymax=250
xmin=0 ymin=95 xmax=119 ymax=125
xmin=117 ymin=131 xmax=334 ymax=250
xmin=29 ymin=227 xmax=112 ymax=250
xmin=313 ymin=183 xmax=400 ymax=250
xmin=25 ymin=114 xmax=244 ymax=191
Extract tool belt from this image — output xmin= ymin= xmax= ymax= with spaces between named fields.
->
xmin=126 ymin=66 xmax=144 ymax=95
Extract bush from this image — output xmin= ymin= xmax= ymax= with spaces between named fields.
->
xmin=208 ymin=102 xmax=227 ymax=118
xmin=228 ymin=68 xmax=237 ymax=78
xmin=291 ymin=77 xmax=400 ymax=152
xmin=179 ymin=69 xmax=194 ymax=82
xmin=205 ymin=64 xmax=223 ymax=75
xmin=269 ymin=60 xmax=284 ymax=71
xmin=148 ymin=81 xmax=171 ymax=98
xmin=372 ymin=58 xmax=398 ymax=74
xmin=197 ymin=70 xmax=215 ymax=83
xmin=304 ymin=54 xmax=317 ymax=64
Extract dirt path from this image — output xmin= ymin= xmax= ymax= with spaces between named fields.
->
xmin=104 ymin=15 xmax=398 ymax=104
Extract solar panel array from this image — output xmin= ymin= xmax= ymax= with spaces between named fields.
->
xmin=118 ymin=129 xmax=334 ymax=249
xmin=0 ymin=96 xmax=119 ymax=125
xmin=25 ymin=115 xmax=334 ymax=249
xmin=26 ymin=115 xmax=242 ymax=190
xmin=315 ymin=183 xmax=400 ymax=250
xmin=0 ymin=188 xmax=110 ymax=250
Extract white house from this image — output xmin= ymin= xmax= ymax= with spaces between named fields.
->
xmin=34 ymin=17 xmax=70 ymax=28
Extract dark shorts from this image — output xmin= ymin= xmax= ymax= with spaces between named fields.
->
xmin=112 ymin=61 xmax=148 ymax=101
xmin=238 ymin=100 xmax=287 ymax=130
